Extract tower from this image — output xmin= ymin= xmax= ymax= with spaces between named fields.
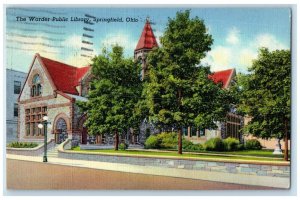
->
xmin=134 ymin=18 xmax=158 ymax=80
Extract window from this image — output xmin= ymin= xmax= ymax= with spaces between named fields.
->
xmin=42 ymin=106 xmax=47 ymax=113
xmin=199 ymin=128 xmax=205 ymax=137
xmin=37 ymin=84 xmax=42 ymax=96
xmin=32 ymin=122 xmax=36 ymax=136
xmin=31 ymin=74 xmax=42 ymax=97
xmin=14 ymin=103 xmax=18 ymax=117
xmin=191 ymin=127 xmax=197 ymax=137
xmin=32 ymin=74 xmax=40 ymax=83
xmin=182 ymin=127 xmax=188 ymax=136
xmin=25 ymin=106 xmax=47 ymax=137
xmin=14 ymin=81 xmax=21 ymax=94
xmin=225 ymin=113 xmax=242 ymax=140
xmin=26 ymin=123 xmax=30 ymax=136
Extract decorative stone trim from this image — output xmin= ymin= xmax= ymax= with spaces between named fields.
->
xmin=48 ymin=102 xmax=72 ymax=109
xmin=52 ymin=113 xmax=71 ymax=134
xmin=23 ymin=136 xmax=45 ymax=139
xmin=27 ymin=69 xmax=44 ymax=86
xmin=19 ymin=95 xmax=55 ymax=104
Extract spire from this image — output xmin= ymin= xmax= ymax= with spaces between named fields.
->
xmin=135 ymin=19 xmax=158 ymax=51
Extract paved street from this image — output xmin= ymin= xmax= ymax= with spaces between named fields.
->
xmin=6 ymin=159 xmax=275 ymax=190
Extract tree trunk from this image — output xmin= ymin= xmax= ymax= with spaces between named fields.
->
xmin=178 ymin=128 xmax=182 ymax=154
xmin=177 ymin=88 xmax=183 ymax=155
xmin=114 ymin=130 xmax=119 ymax=151
xmin=284 ymin=119 xmax=289 ymax=161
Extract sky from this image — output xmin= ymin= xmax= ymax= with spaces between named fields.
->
xmin=5 ymin=7 xmax=291 ymax=74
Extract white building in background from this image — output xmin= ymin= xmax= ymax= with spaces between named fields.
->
xmin=6 ymin=69 xmax=27 ymax=143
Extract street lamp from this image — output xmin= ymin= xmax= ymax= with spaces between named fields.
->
xmin=38 ymin=115 xmax=49 ymax=162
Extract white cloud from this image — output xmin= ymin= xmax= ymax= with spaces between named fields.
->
xmin=253 ymin=33 xmax=288 ymax=51
xmin=226 ymin=27 xmax=240 ymax=45
xmin=154 ymin=30 xmax=163 ymax=47
xmin=63 ymin=34 xmax=82 ymax=49
xmin=99 ymin=31 xmax=136 ymax=56
xmin=6 ymin=32 xmax=61 ymax=61
xmin=203 ymin=32 xmax=289 ymax=73
xmin=65 ymin=54 xmax=92 ymax=67
xmin=238 ymin=49 xmax=257 ymax=67
xmin=63 ymin=34 xmax=97 ymax=67
xmin=206 ymin=25 xmax=212 ymax=34
xmin=202 ymin=46 xmax=232 ymax=72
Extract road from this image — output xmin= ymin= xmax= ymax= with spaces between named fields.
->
xmin=6 ymin=159 xmax=275 ymax=190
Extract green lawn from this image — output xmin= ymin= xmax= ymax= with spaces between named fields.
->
xmin=71 ymin=147 xmax=288 ymax=162
xmin=207 ymin=149 xmax=289 ymax=158
xmin=161 ymin=149 xmax=289 ymax=158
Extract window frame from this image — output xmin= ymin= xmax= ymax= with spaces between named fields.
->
xmin=31 ymin=74 xmax=42 ymax=97
xmin=25 ymin=106 xmax=47 ymax=137
xmin=14 ymin=81 xmax=21 ymax=94
xmin=13 ymin=103 xmax=18 ymax=117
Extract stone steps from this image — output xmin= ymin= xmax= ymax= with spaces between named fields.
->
xmin=47 ymin=145 xmax=59 ymax=158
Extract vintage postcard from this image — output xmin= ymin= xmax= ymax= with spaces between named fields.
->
xmin=5 ymin=5 xmax=292 ymax=192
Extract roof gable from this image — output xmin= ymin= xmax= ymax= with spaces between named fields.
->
xmin=135 ymin=20 xmax=158 ymax=50
xmin=209 ymin=69 xmax=235 ymax=89
xmin=18 ymin=54 xmax=58 ymax=101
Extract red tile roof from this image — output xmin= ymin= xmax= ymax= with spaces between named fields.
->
xmin=209 ymin=69 xmax=235 ymax=89
xmin=39 ymin=56 xmax=90 ymax=95
xmin=76 ymin=66 xmax=90 ymax=81
xmin=135 ymin=20 xmax=158 ymax=50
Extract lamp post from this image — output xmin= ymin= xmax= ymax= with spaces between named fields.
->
xmin=38 ymin=115 xmax=49 ymax=162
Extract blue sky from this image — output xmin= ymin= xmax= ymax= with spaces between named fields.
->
xmin=6 ymin=7 xmax=291 ymax=73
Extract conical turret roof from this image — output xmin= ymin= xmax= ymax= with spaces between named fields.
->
xmin=135 ymin=19 xmax=158 ymax=50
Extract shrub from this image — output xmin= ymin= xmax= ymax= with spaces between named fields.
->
xmin=145 ymin=132 xmax=195 ymax=150
xmin=204 ymin=138 xmax=224 ymax=151
xmin=8 ymin=142 xmax=38 ymax=148
xmin=223 ymin=137 xmax=240 ymax=151
xmin=158 ymin=132 xmax=177 ymax=149
xmin=182 ymin=139 xmax=194 ymax=150
xmin=119 ymin=142 xmax=128 ymax=150
xmin=144 ymin=132 xmax=179 ymax=149
xmin=237 ymin=144 xmax=245 ymax=150
xmin=245 ymin=139 xmax=262 ymax=150
xmin=184 ymin=143 xmax=204 ymax=151
xmin=144 ymin=135 xmax=161 ymax=149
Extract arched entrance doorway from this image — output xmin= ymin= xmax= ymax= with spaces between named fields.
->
xmin=55 ymin=118 xmax=68 ymax=144
xmin=82 ymin=125 xmax=88 ymax=144
xmin=78 ymin=114 xmax=88 ymax=144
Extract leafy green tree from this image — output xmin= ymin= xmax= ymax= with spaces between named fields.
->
xmin=143 ymin=10 xmax=232 ymax=154
xmin=237 ymin=48 xmax=291 ymax=161
xmin=77 ymin=45 xmax=142 ymax=150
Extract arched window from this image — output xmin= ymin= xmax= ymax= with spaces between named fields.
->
xmin=32 ymin=74 xmax=40 ymax=84
xmin=138 ymin=56 xmax=143 ymax=64
xmin=31 ymin=74 xmax=42 ymax=97
xmin=31 ymin=85 xmax=36 ymax=97
xmin=37 ymin=84 xmax=42 ymax=96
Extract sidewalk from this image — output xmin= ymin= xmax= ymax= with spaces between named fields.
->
xmin=6 ymin=153 xmax=289 ymax=189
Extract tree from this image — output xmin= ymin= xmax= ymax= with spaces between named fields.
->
xmin=237 ymin=48 xmax=291 ymax=161
xmin=77 ymin=45 xmax=142 ymax=150
xmin=143 ymin=10 xmax=232 ymax=154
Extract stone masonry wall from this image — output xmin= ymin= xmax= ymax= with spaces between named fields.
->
xmin=7 ymin=139 xmax=55 ymax=156
xmin=18 ymin=57 xmax=72 ymax=141
xmin=59 ymin=141 xmax=290 ymax=178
